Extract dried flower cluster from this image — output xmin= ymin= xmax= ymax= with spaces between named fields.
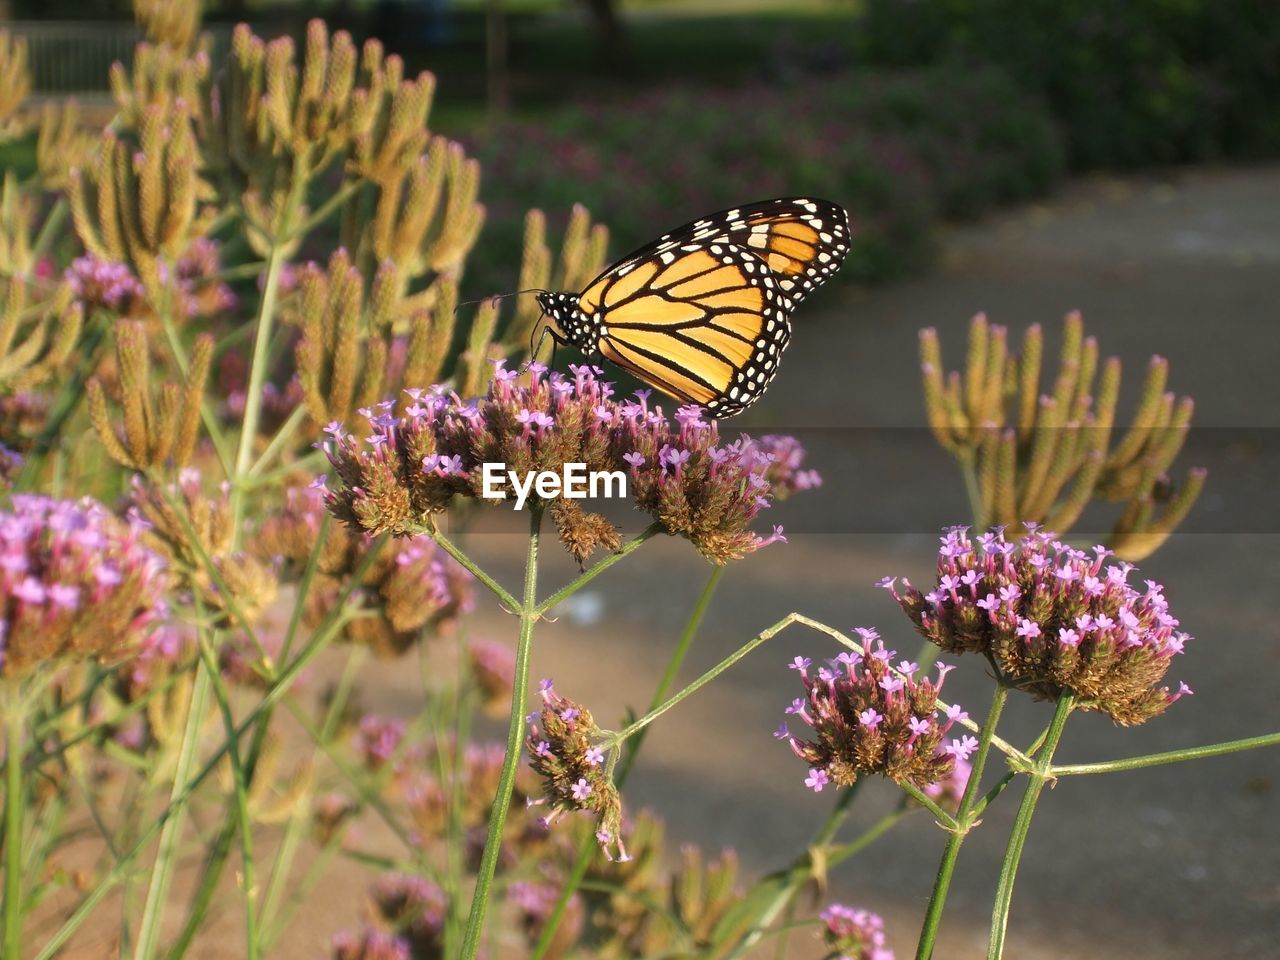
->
xmin=820 ymin=903 xmax=895 ymax=960
xmin=883 ymin=524 xmax=1193 ymax=724
xmin=88 ymin=321 xmax=214 ymax=471
xmin=525 ymin=679 xmax=627 ymax=861
xmin=360 ymin=872 xmax=449 ymax=959
xmin=399 ymin=739 xmax=529 ymax=857
xmin=131 ymin=470 xmax=279 ymax=625
xmin=322 ymin=362 xmax=816 ymax=564
xmin=0 ymin=495 xmax=168 ymax=677
xmin=509 ymin=880 xmax=585 ymax=960
xmin=66 ymin=241 xmax=236 ymax=322
xmin=256 ymin=484 xmax=473 ymax=656
xmin=331 ymin=928 xmax=410 ymax=960
xmin=0 ymin=274 xmax=85 ymax=397
xmin=920 ymin=313 xmax=1205 ymax=560
xmin=467 ymin=638 xmax=515 ymax=715
xmin=778 ymin=630 xmax=971 ymax=793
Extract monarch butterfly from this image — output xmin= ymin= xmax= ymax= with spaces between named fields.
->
xmin=534 ymin=197 xmax=851 ymax=418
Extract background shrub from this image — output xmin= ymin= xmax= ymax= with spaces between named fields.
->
xmin=469 ymin=63 xmax=1063 ymax=292
xmin=856 ymin=0 xmax=1280 ymax=168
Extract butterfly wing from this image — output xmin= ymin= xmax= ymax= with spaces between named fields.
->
xmin=571 ymin=197 xmax=851 ymax=417
xmin=586 ymin=244 xmax=787 ymax=417
xmin=592 ymin=197 xmax=851 ymax=308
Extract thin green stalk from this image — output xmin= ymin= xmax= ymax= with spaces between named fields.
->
xmin=915 ymin=683 xmax=1011 ymax=960
xmin=439 ymin=647 xmax=473 ymax=957
xmin=529 ymin=564 xmax=725 ymax=960
xmin=429 ymin=526 xmax=521 ymax=612
xmin=986 ymin=693 xmax=1074 ymax=960
xmin=605 ymin=613 xmax=820 ymax=750
xmin=232 ymin=241 xmax=287 ymax=531
xmin=281 ymin=697 xmax=430 ymax=867
xmin=132 ymin=661 xmax=213 ymax=960
xmin=827 ymin=806 xmax=910 ymax=869
xmin=1051 ymin=731 xmax=1280 ymax=776
xmin=535 ymin=522 xmax=663 ymax=616
xmin=4 ymin=682 xmax=26 ymax=959
xmin=282 ymin=179 xmax=364 ymax=245
xmin=29 ymin=197 xmax=69 ymax=262
xmin=246 ymin=406 xmax=308 ymax=479
xmin=722 ymin=782 xmax=865 ymax=960
xmin=459 ymin=506 xmax=543 ymax=960
xmin=37 ymin=603 xmax=363 ymax=960
xmin=960 ymin=455 xmax=987 ymax=530
xmin=194 ymin=628 xmax=262 ymax=960
xmin=158 ymin=299 xmax=234 ymax=477
xmin=164 ymin=525 xmax=370 ymax=960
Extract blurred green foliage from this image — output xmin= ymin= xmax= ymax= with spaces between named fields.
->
xmin=856 ymin=0 xmax=1280 ymax=168
xmin=468 ymin=64 xmax=1063 ymax=293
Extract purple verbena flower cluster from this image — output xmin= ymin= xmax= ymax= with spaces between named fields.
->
xmin=820 ymin=903 xmax=895 ymax=960
xmin=321 ymin=362 xmax=817 ymax=564
xmin=353 ymin=714 xmax=408 ymax=771
xmin=65 ymin=242 xmax=236 ymax=320
xmin=330 ymin=928 xmax=410 ymax=960
xmin=882 ymin=524 xmax=1193 ymax=725
xmin=331 ymin=873 xmax=448 ymax=960
xmin=509 ymin=879 xmax=585 ymax=957
xmin=525 ymin=678 xmax=627 ymax=861
xmin=65 ymin=256 xmax=144 ymax=312
xmin=0 ymin=495 xmax=168 ymax=676
xmin=778 ymin=629 xmax=970 ymax=793
xmin=369 ymin=872 xmax=448 ymax=958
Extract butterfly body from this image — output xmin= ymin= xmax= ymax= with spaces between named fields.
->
xmin=536 ymin=197 xmax=850 ymax=418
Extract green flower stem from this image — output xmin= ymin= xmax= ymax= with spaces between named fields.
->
xmin=898 ymin=783 xmax=959 ymax=829
xmin=428 ymin=526 xmax=520 ymax=612
xmin=246 ymin=405 xmax=308 ymax=480
xmin=604 ymin=611 xmax=803 ymax=750
xmin=534 ymin=522 xmax=663 ymax=616
xmin=960 ymin=454 xmax=988 ymax=530
xmin=38 ymin=600 xmax=365 ymax=960
xmin=827 ymin=805 xmax=910 ymax=869
xmin=29 ymin=196 xmax=68 ymax=262
xmin=154 ymin=482 xmax=271 ymax=666
xmin=915 ymin=683 xmax=1011 ymax=960
xmin=132 ymin=659 xmax=213 ymax=960
xmin=157 ymin=293 xmax=234 ymax=477
xmin=232 ymin=239 xmax=287 ymax=532
xmin=459 ymin=506 xmax=544 ymax=960
xmin=528 ymin=564 xmax=726 ymax=960
xmin=163 ymin=521 xmax=347 ymax=960
xmin=207 ymin=261 xmax=270 ymax=283
xmin=722 ymin=782 xmax=865 ymax=960
xmin=3 ymin=681 xmax=27 ymax=959
xmin=282 ymin=697 xmax=433 ymax=869
xmin=282 ymin=178 xmax=364 ymax=245
xmin=1050 ymin=731 xmax=1280 ymax=776
xmin=986 ymin=692 xmax=1074 ymax=960
xmin=194 ymin=628 xmax=261 ymax=960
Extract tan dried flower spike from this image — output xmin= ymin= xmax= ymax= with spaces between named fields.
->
xmin=921 ymin=312 xmax=1205 ymax=559
xmin=0 ymin=30 xmax=30 ymax=142
xmin=68 ymin=99 xmax=209 ymax=295
xmin=0 ymin=282 xmax=84 ymax=395
xmin=87 ymin=320 xmax=212 ymax=471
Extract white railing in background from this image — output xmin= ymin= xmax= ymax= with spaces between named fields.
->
xmin=2 ymin=21 xmax=234 ymax=98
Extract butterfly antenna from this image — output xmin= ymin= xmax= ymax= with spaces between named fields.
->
xmin=454 ymin=287 xmax=549 ymax=315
